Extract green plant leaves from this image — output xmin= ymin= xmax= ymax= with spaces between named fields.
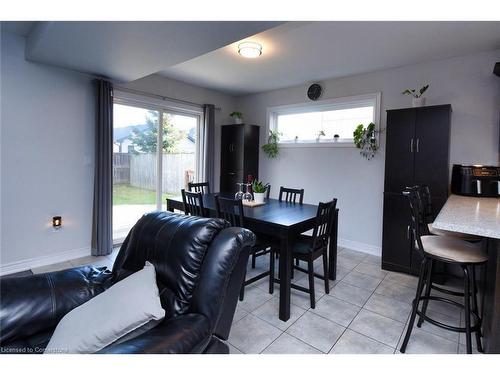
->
xmin=353 ymin=122 xmax=379 ymax=160
xmin=262 ymin=130 xmax=280 ymax=158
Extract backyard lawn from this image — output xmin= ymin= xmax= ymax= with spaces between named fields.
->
xmin=113 ymin=184 xmax=175 ymax=205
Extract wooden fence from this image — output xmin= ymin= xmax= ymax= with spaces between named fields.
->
xmin=129 ymin=153 xmax=195 ymax=194
xmin=113 ymin=153 xmax=130 ymax=183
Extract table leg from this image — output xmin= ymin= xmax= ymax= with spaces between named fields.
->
xmin=279 ymin=234 xmax=291 ymax=321
xmin=328 ymin=209 xmax=338 ymax=280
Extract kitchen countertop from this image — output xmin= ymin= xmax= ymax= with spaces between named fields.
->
xmin=433 ymin=195 xmax=500 ymax=239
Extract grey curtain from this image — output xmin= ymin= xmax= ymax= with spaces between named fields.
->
xmin=92 ymin=80 xmax=113 ymax=256
xmin=202 ymin=104 xmax=215 ymax=187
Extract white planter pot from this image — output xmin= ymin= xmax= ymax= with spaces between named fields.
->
xmin=233 ymin=118 xmax=243 ymax=124
xmin=253 ymin=192 xmax=265 ymax=204
xmin=412 ymin=97 xmax=426 ymax=107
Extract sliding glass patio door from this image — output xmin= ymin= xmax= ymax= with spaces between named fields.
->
xmin=112 ymin=100 xmax=200 ymax=242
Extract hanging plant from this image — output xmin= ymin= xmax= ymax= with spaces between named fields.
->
xmin=353 ymin=122 xmax=380 ymax=160
xmin=262 ymin=130 xmax=281 ymax=158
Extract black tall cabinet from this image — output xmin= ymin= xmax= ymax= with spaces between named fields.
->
xmin=220 ymin=124 xmax=260 ymax=193
xmin=382 ymin=105 xmax=451 ymax=274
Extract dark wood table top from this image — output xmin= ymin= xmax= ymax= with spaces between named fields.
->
xmin=167 ymin=192 xmax=325 ymax=229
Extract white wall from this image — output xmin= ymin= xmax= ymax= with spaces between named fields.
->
xmin=1 ymin=32 xmax=96 ymax=272
xmin=236 ymin=49 xmax=500 ymax=255
xmin=122 ymin=74 xmax=236 ymax=192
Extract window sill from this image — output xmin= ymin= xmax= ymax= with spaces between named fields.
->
xmin=278 ymin=141 xmax=356 ymax=148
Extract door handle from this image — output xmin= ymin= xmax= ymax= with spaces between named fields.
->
xmin=416 ymin=138 xmax=419 ymax=153
xmin=406 ymin=225 xmax=410 ymax=239
xmin=410 ymin=138 xmax=414 ymax=153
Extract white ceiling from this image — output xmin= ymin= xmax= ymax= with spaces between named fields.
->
xmin=11 ymin=21 xmax=281 ymax=82
xmin=158 ymin=21 xmax=500 ymax=96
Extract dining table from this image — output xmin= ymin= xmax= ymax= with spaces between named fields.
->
xmin=166 ymin=192 xmax=339 ymax=321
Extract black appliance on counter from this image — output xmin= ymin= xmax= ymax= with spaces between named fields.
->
xmin=451 ymin=164 xmax=500 ymax=197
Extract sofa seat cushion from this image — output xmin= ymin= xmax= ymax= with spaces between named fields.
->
xmin=97 ymin=313 xmax=211 ymax=354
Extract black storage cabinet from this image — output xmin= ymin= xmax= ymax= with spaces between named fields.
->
xmin=382 ymin=105 xmax=451 ymax=274
xmin=220 ymin=124 xmax=260 ymax=193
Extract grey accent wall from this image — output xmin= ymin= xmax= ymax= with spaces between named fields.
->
xmin=235 ymin=49 xmax=500 ymax=254
xmin=1 ymin=32 xmax=95 ymax=267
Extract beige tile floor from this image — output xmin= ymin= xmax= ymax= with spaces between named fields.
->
xmin=21 ymin=247 xmax=481 ymax=354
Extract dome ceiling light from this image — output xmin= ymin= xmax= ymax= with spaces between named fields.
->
xmin=238 ymin=42 xmax=262 ymax=58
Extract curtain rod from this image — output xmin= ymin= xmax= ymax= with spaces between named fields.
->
xmin=113 ymin=85 xmax=222 ymax=111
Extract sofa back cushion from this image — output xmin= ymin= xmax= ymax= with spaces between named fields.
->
xmin=112 ymin=211 xmax=228 ymax=316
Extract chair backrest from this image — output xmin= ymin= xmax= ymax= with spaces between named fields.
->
xmin=279 ymin=186 xmax=304 ymax=204
xmin=188 ymin=181 xmax=210 ymax=194
xmin=402 ymin=187 xmax=429 ymax=252
xmin=265 ymin=184 xmax=271 ymax=200
xmin=311 ymin=199 xmax=337 ymax=250
xmin=417 ymin=185 xmax=433 ymax=223
xmin=214 ymin=195 xmax=244 ymax=227
xmin=181 ymin=189 xmax=206 ymax=217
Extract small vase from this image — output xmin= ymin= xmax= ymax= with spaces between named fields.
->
xmin=412 ymin=97 xmax=426 ymax=107
xmin=253 ymin=192 xmax=265 ymax=204
xmin=233 ymin=118 xmax=243 ymax=124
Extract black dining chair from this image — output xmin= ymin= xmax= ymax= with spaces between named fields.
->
xmin=214 ymin=195 xmax=275 ymax=300
xmin=279 ymin=186 xmax=304 ymax=204
xmin=278 ymin=186 xmax=305 ymax=267
xmin=181 ymin=189 xmax=207 ymax=217
xmin=271 ymin=198 xmax=336 ymax=308
xmin=250 ymin=184 xmax=272 ymax=268
xmin=188 ymin=181 xmax=210 ymax=195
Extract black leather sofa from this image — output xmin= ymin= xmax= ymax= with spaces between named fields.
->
xmin=0 ymin=211 xmax=255 ymax=354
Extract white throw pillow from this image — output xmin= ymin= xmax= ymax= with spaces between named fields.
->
xmin=45 ymin=261 xmax=165 ymax=354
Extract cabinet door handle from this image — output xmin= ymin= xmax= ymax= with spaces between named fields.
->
xmin=410 ymin=138 xmax=414 ymax=153
xmin=407 ymin=225 xmax=410 ymax=239
xmin=228 ymin=172 xmax=236 ymax=176
xmin=416 ymin=138 xmax=420 ymax=153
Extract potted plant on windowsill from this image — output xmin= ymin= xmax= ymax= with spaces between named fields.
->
xmin=402 ymin=84 xmax=429 ymax=107
xmin=230 ymin=111 xmax=243 ymax=124
xmin=252 ymin=180 xmax=269 ymax=204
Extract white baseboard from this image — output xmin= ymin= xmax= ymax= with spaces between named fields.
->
xmin=0 ymin=246 xmax=91 ymax=276
xmin=338 ymin=238 xmax=381 ymax=257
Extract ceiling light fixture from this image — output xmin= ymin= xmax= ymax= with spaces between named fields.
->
xmin=238 ymin=42 xmax=262 ymax=58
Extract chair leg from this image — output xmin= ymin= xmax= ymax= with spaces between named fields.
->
xmin=463 ymin=266 xmax=472 ymax=354
xmin=400 ymin=257 xmax=428 ymax=353
xmin=291 ymin=256 xmax=295 ymax=279
xmin=308 ymin=257 xmax=315 ymax=309
xmin=417 ymin=258 xmax=433 ymax=327
xmin=269 ymin=250 xmax=275 ymax=295
xmin=251 ymin=253 xmax=256 ymax=269
xmin=322 ymin=249 xmax=329 ymax=294
xmin=295 ymin=259 xmax=299 ymax=266
xmin=471 ymin=266 xmax=483 ymax=352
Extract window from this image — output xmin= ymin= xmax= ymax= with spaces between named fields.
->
xmin=268 ymin=93 xmax=380 ymax=147
xmin=112 ymin=92 xmax=202 ymax=242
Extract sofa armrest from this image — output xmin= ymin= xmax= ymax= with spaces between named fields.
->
xmin=0 ymin=266 xmax=113 ymax=344
xmin=97 ymin=313 xmax=211 ymax=354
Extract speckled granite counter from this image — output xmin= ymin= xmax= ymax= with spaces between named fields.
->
xmin=432 ymin=195 xmax=500 ymax=239
xmin=433 ymin=195 xmax=500 ymax=353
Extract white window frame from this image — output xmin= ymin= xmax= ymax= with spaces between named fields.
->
xmin=113 ymin=90 xmax=203 ymax=209
xmin=266 ymin=92 xmax=381 ymax=148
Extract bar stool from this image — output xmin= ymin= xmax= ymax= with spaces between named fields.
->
xmin=399 ymin=187 xmax=487 ymax=354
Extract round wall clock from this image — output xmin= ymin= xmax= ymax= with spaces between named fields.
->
xmin=307 ymin=83 xmax=322 ymax=101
